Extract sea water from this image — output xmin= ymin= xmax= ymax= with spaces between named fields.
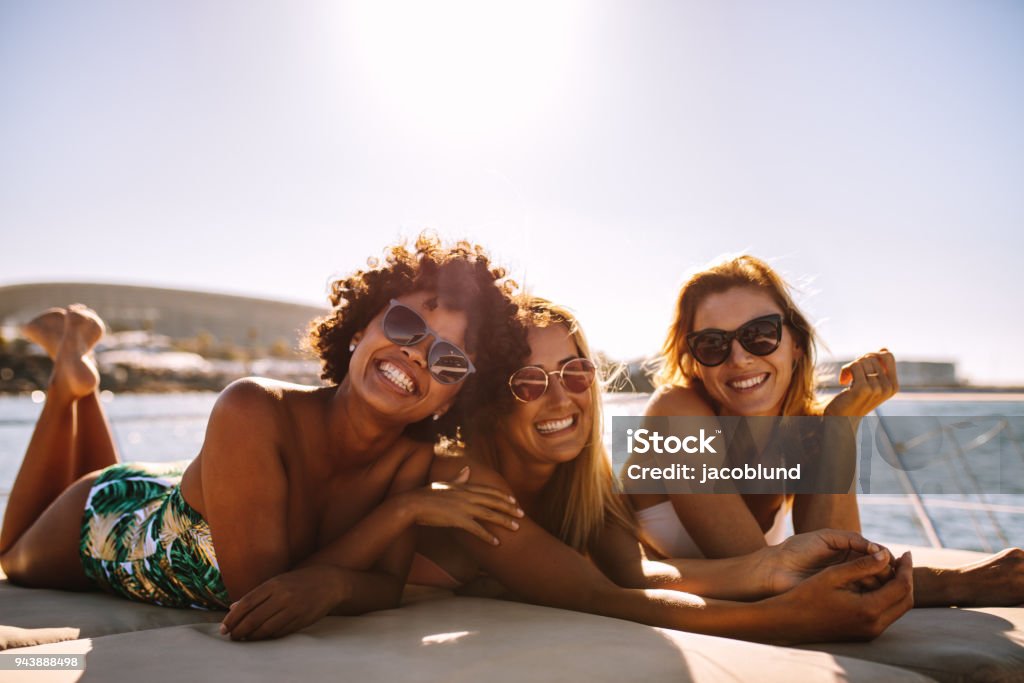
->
xmin=2 ymin=392 xmax=1023 ymax=552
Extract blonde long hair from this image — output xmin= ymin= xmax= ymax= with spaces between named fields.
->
xmin=465 ymin=297 xmax=635 ymax=553
xmin=655 ymin=255 xmax=823 ymax=417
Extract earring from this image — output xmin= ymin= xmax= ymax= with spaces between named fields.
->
xmin=432 ymin=413 xmax=441 ymax=421
xmin=349 ymin=342 xmax=357 ymax=352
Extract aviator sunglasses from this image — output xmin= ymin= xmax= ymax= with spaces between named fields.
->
xmin=508 ymin=358 xmax=597 ymax=403
xmin=381 ymin=299 xmax=476 ymax=385
xmin=685 ymin=314 xmax=784 ymax=367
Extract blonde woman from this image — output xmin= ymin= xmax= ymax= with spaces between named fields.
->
xmin=635 ymin=254 xmax=1024 ymax=607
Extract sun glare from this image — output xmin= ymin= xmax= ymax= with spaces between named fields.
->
xmin=344 ymin=0 xmax=583 ymax=142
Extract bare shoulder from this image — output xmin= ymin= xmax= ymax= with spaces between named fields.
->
xmin=214 ymin=376 xmax=286 ymax=412
xmin=203 ymin=378 xmax=291 ymax=454
xmin=645 ymin=384 xmax=715 ymax=417
xmin=192 ymin=379 xmax=291 ymax=514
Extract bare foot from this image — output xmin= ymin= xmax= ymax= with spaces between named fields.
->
xmin=49 ymin=305 xmax=105 ymax=400
xmin=66 ymin=304 xmax=105 ymax=349
xmin=22 ymin=308 xmax=67 ymax=359
xmin=949 ymin=547 xmax=1024 ymax=606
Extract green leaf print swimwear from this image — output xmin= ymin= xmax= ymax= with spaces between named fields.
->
xmin=80 ymin=462 xmax=230 ymax=610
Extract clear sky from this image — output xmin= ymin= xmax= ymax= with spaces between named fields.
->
xmin=2 ymin=1 xmax=1022 ymax=384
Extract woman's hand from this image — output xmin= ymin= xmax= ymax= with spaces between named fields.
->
xmin=761 ymin=529 xmax=894 ymax=595
xmin=825 ymin=349 xmax=899 ymax=417
xmin=769 ymin=550 xmax=914 ymax=643
xmin=220 ymin=564 xmax=349 ymax=641
xmin=396 ymin=466 xmax=524 ymax=545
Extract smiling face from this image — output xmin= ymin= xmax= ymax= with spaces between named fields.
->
xmin=498 ymin=324 xmax=593 ymax=467
xmin=347 ymin=290 xmax=470 ymax=425
xmin=692 ymin=286 xmax=801 ymax=417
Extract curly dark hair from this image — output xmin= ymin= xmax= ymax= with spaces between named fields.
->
xmin=307 ymin=232 xmax=526 ymax=442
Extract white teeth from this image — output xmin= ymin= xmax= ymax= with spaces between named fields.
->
xmin=536 ymin=416 xmax=574 ymax=434
xmin=379 ymin=361 xmax=416 ymax=394
xmin=728 ymin=373 xmax=768 ymax=390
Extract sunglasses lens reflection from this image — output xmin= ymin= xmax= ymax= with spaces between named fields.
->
xmin=428 ymin=341 xmax=472 ymax=384
xmin=510 ymin=367 xmax=548 ymax=402
xmin=562 ymin=358 xmax=596 ymax=393
xmin=691 ymin=333 xmax=730 ymax=366
xmin=741 ymin=319 xmax=781 ymax=356
xmin=383 ymin=305 xmax=428 ymax=345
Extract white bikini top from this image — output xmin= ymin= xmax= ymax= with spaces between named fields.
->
xmin=635 ymin=499 xmax=791 ymax=559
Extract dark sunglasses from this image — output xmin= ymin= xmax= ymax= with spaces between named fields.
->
xmin=508 ymin=358 xmax=596 ymax=403
xmin=685 ymin=314 xmax=784 ymax=367
xmin=381 ymin=300 xmax=476 ymax=385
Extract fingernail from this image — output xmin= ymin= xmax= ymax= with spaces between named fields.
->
xmin=230 ymin=602 xmax=238 ymax=609
xmin=508 ymin=496 xmax=517 ymax=503
xmin=491 ymin=537 xmax=500 ymax=546
xmin=516 ymin=508 xmax=525 ymax=517
xmin=867 ymin=543 xmax=880 ymax=554
xmin=219 ymin=624 xmax=227 ymax=635
xmin=873 ymin=550 xmax=886 ymax=561
xmin=510 ymin=521 xmax=519 ymax=530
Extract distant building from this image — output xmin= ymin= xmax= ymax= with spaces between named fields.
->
xmin=0 ymin=282 xmax=327 ymax=353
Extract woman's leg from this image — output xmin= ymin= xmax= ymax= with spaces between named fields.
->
xmin=0 ymin=306 xmax=106 ymax=587
xmin=20 ymin=306 xmax=120 ymax=477
xmin=74 ymin=391 xmax=120 ymax=475
xmin=0 ymin=388 xmax=79 ymax=553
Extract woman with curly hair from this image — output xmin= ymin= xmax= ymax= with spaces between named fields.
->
xmin=0 ymin=234 xmax=525 ymax=640
xmin=633 ymin=254 xmax=1024 ymax=607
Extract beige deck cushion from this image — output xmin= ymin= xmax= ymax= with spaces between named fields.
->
xmin=3 ymin=546 xmax=1022 ymax=681
xmin=4 ymin=598 xmax=933 ymax=683
xmin=803 ymin=607 xmax=1024 ymax=683
xmin=800 ymin=545 xmax=1024 ymax=683
xmin=0 ymin=578 xmax=222 ymax=644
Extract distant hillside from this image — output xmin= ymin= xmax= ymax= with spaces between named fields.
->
xmin=0 ymin=283 xmax=327 ymax=353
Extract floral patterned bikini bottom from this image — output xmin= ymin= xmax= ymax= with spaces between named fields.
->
xmin=80 ymin=461 xmax=230 ymax=610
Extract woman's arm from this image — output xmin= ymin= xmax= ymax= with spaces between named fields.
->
xmin=451 ymin=466 xmax=913 ymax=644
xmin=302 ymin=459 xmax=521 ymax=572
xmin=590 ymin=519 xmax=771 ymax=600
xmin=594 ymin=517 xmax=892 ymax=601
xmin=199 ymin=379 xmax=293 ymax=600
xmin=320 ymin=441 xmax=437 ymax=609
xmin=221 ymin=442 xmax=433 ymax=641
xmin=792 ymin=492 xmax=860 ymax=534
xmin=789 ymin=349 xmax=898 ymax=535
xmin=220 ymin=453 xmax=522 ymax=640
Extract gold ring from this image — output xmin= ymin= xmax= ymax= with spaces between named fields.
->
xmin=866 ymin=372 xmax=880 ymax=377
